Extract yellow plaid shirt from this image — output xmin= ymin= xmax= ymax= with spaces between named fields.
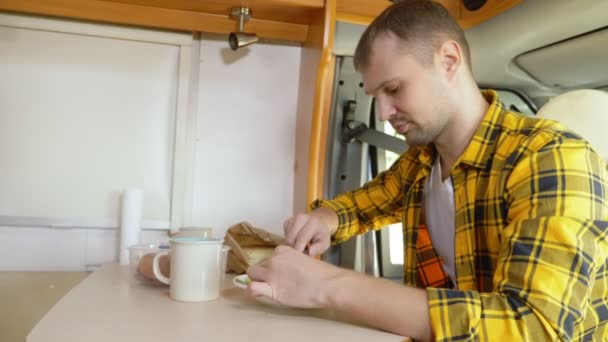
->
xmin=313 ymin=90 xmax=608 ymax=341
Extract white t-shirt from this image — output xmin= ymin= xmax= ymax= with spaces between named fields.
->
xmin=424 ymin=156 xmax=457 ymax=287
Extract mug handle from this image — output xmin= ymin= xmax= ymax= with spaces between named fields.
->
xmin=152 ymin=251 xmax=170 ymax=285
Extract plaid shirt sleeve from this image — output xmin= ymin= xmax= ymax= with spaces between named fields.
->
xmin=311 ymin=151 xmax=414 ymax=244
xmin=427 ymin=136 xmax=608 ymax=341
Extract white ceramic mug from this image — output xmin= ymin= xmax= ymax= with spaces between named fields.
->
xmin=152 ymin=237 xmax=223 ymax=302
xmin=176 ymin=227 xmax=212 ymax=238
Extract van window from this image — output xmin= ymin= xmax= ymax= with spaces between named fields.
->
xmin=493 ymin=89 xmax=537 ymax=116
xmin=382 ymin=123 xmax=405 ymax=266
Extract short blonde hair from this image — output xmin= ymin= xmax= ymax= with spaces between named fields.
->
xmin=354 ymin=0 xmax=471 ymax=71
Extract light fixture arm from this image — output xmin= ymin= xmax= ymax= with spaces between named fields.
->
xmin=231 ymin=7 xmax=251 ymax=33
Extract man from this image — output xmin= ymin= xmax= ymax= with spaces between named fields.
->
xmin=247 ymin=0 xmax=608 ymax=341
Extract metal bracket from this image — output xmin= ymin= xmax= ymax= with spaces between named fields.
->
xmin=341 ymin=99 xmax=408 ymax=155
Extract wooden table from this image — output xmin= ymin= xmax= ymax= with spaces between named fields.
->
xmin=27 ymin=264 xmax=407 ymax=342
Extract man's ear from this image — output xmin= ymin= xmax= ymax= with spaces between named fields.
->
xmin=436 ymin=40 xmax=462 ymax=80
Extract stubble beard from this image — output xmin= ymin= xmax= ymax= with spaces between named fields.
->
xmin=402 ymin=123 xmax=440 ymax=147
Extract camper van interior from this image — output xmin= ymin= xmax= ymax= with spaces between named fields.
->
xmin=1 ymin=0 xmax=607 ymax=341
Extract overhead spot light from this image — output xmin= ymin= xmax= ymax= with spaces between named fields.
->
xmin=229 ymin=7 xmax=259 ymax=51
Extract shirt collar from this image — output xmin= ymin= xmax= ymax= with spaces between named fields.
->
xmin=415 ymin=90 xmax=504 ymax=170
xmin=456 ymin=90 xmax=504 ymax=169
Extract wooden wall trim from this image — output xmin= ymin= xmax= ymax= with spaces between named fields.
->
xmin=0 ymin=11 xmax=192 ymax=45
xmin=335 ymin=12 xmax=376 ymax=26
xmin=103 ymin=0 xmax=325 ymax=25
xmin=305 ymin=0 xmax=336 ymax=206
xmin=0 ymin=0 xmax=309 ymax=43
xmin=336 ymin=0 xmax=391 ymax=23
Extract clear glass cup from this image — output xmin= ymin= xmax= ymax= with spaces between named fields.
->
xmin=129 ymin=241 xmax=230 ymax=289
xmin=220 ymin=245 xmax=231 ymax=287
xmin=221 ymin=245 xmax=231 ymax=272
xmin=128 ymin=243 xmax=168 ymax=286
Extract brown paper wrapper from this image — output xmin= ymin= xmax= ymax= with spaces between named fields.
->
xmin=223 ymin=221 xmax=286 ymax=274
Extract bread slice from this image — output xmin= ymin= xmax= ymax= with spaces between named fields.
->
xmin=242 ymin=246 xmax=274 ymax=265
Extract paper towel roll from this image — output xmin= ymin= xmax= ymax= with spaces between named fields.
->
xmin=119 ymin=188 xmax=143 ymax=265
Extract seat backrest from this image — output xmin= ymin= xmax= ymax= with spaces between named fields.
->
xmin=536 ymin=89 xmax=608 ymax=162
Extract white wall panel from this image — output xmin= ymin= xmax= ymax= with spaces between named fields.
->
xmin=192 ymin=38 xmax=301 ymax=239
xmin=0 ymin=226 xmax=170 ymax=271
xmin=0 ymin=227 xmax=86 ymax=271
xmin=0 ymin=20 xmax=302 ymax=270
xmin=0 ymin=22 xmax=181 ymax=226
xmin=84 ymin=229 xmax=118 ymax=271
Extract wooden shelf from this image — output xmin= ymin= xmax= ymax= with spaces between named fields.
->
xmin=103 ymin=0 xmax=324 ymax=25
xmin=0 ymin=0 xmax=525 ymax=44
xmin=335 ymin=0 xmax=522 ymax=30
xmin=0 ymin=0 xmax=324 ymax=43
xmin=335 ymin=0 xmax=461 ymax=26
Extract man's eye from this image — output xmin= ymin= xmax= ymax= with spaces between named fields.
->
xmin=386 ymin=87 xmax=399 ymax=94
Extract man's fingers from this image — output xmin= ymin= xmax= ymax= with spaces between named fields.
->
xmin=247 ymin=281 xmax=273 ymax=299
xmin=284 ymin=214 xmax=307 ymax=246
xmin=282 ymin=217 xmax=294 ymax=237
xmin=308 ymin=234 xmax=330 ymax=257
xmin=247 ymin=264 xmax=269 ymax=282
xmin=294 ymin=225 xmax=316 ymax=253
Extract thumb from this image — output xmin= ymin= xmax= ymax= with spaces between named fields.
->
xmin=248 ymin=281 xmax=273 ymax=298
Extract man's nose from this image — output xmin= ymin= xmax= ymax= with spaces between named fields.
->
xmin=375 ymin=98 xmax=396 ymax=121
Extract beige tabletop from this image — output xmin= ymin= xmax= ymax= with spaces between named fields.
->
xmin=27 ymin=263 xmax=407 ymax=342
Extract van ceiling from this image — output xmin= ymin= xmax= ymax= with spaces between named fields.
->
xmin=466 ymin=0 xmax=608 ymax=106
xmin=514 ymin=28 xmax=608 ymax=90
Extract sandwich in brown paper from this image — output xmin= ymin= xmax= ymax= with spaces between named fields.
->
xmin=223 ymin=221 xmax=285 ymax=274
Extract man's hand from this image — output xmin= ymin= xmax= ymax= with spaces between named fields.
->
xmin=246 ymin=245 xmax=347 ymax=308
xmin=283 ymin=207 xmax=339 ymax=257
xmin=247 ymin=245 xmax=431 ymax=340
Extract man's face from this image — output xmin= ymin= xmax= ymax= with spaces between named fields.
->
xmin=362 ymin=33 xmax=451 ymax=147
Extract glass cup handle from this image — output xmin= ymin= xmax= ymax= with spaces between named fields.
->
xmin=152 ymin=251 xmax=170 ymax=285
